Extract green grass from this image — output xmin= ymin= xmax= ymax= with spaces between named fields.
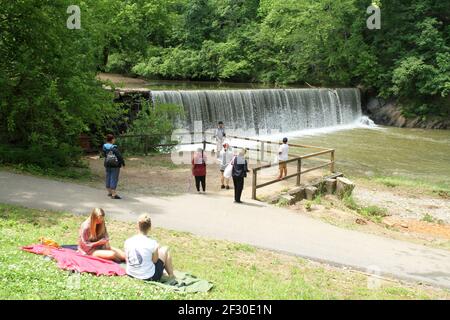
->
xmin=1 ymin=163 xmax=94 ymax=182
xmin=0 ymin=204 xmax=449 ymax=300
xmin=422 ymin=213 xmax=436 ymax=223
xmin=275 ymin=197 xmax=291 ymax=207
xmin=372 ymin=176 xmax=450 ymax=198
xmin=421 ymin=213 xmax=445 ymax=225
xmin=342 ymin=196 xmax=388 ymax=223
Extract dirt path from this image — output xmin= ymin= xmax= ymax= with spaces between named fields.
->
xmin=2 ymin=170 xmax=450 ymax=289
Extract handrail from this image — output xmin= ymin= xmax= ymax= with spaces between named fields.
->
xmin=226 ymin=134 xmax=329 ymax=151
xmin=118 ymin=132 xmax=336 ymax=199
xmin=251 ymin=148 xmax=335 ymax=200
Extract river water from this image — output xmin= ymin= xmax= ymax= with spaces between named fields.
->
xmin=289 ymin=126 xmax=450 ymax=186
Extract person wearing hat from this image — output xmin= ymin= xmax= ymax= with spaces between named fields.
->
xmin=278 ymin=137 xmax=289 ymax=180
xmin=219 ymin=143 xmax=233 ymax=189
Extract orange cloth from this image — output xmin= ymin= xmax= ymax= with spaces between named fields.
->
xmin=39 ymin=237 xmax=60 ymax=248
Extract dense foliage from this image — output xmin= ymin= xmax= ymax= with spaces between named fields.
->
xmin=105 ymin=0 xmax=449 ymax=118
xmin=0 ymin=1 xmax=120 ymax=167
xmin=0 ymin=1 xmax=448 ymax=168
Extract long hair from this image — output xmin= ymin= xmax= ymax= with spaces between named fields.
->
xmin=87 ymin=208 xmax=107 ymax=241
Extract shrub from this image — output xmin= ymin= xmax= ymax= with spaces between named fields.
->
xmin=0 ymin=144 xmax=83 ymax=168
xmin=117 ymin=101 xmax=185 ymax=155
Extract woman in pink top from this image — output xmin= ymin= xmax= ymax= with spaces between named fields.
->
xmin=192 ymin=148 xmax=207 ymax=193
xmin=78 ymin=208 xmax=125 ymax=262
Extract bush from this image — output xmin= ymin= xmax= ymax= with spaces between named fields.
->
xmin=0 ymin=144 xmax=83 ymax=168
xmin=117 ymin=102 xmax=185 ymax=155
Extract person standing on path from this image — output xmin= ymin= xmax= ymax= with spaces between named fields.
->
xmin=277 ymin=137 xmax=289 ymax=180
xmin=219 ymin=143 xmax=233 ymax=189
xmin=103 ymin=134 xmax=125 ymax=199
xmin=192 ymin=148 xmax=207 ymax=193
xmin=232 ymin=149 xmax=249 ymax=203
xmin=214 ymin=121 xmax=226 ymax=157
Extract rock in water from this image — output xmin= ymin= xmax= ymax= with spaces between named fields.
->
xmin=336 ymin=177 xmax=355 ymax=199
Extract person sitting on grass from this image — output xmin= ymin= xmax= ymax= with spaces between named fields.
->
xmin=124 ymin=214 xmax=175 ymax=282
xmin=78 ymin=208 xmax=125 ymax=262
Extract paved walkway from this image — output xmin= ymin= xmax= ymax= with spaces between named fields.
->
xmin=1 ymin=171 xmax=450 ymax=289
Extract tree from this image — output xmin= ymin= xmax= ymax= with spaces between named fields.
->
xmin=0 ymin=0 xmax=116 ymax=167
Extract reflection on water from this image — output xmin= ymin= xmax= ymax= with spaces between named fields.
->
xmin=290 ymin=127 xmax=450 ymax=185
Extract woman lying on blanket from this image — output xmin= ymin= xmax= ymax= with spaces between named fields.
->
xmin=78 ymin=208 xmax=125 ymax=262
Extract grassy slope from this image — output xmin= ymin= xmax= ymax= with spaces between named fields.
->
xmin=0 ymin=204 xmax=449 ymax=300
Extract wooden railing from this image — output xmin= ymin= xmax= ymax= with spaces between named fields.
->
xmin=251 ymin=148 xmax=335 ymax=200
xmin=118 ymin=132 xmax=335 ymax=200
xmin=225 ymin=135 xmax=335 ymax=200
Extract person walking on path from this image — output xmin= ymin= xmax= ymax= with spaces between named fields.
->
xmin=214 ymin=121 xmax=226 ymax=157
xmin=277 ymin=137 xmax=289 ymax=180
xmin=219 ymin=143 xmax=233 ymax=189
xmin=192 ymin=148 xmax=207 ymax=193
xmin=232 ymin=149 xmax=249 ymax=203
xmin=103 ymin=134 xmax=125 ymax=199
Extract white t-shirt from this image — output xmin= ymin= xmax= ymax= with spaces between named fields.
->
xmin=219 ymin=149 xmax=234 ymax=169
xmin=124 ymin=234 xmax=159 ymax=280
xmin=278 ymin=144 xmax=289 ymax=161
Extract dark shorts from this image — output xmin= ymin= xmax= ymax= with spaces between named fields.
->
xmin=145 ymin=259 xmax=165 ymax=282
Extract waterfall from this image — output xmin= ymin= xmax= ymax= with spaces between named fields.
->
xmin=151 ymin=88 xmax=362 ymax=133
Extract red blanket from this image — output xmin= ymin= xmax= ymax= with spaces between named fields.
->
xmin=21 ymin=244 xmax=126 ymax=276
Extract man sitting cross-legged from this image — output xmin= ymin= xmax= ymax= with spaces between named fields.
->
xmin=124 ymin=214 xmax=175 ymax=282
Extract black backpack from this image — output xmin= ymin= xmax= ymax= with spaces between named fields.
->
xmin=105 ymin=147 xmax=119 ymax=168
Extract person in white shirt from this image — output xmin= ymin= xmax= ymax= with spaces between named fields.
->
xmin=124 ymin=214 xmax=175 ymax=282
xmin=218 ymin=143 xmax=233 ymax=189
xmin=277 ymin=137 xmax=289 ymax=180
xmin=214 ymin=121 xmax=226 ymax=156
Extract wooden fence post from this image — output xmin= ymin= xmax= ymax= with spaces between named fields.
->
xmin=252 ymin=169 xmax=257 ymax=200
xmin=260 ymin=141 xmax=265 ymax=163
xmin=330 ymin=150 xmax=335 ymax=173
xmin=296 ymin=158 xmax=302 ymax=186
